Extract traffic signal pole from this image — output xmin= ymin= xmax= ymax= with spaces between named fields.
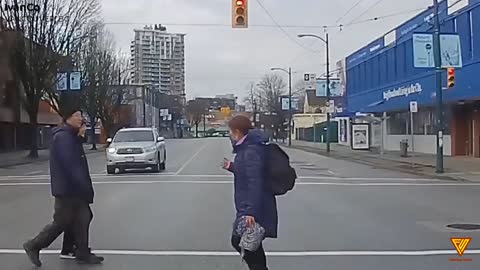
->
xmin=325 ymin=33 xmax=331 ymax=153
xmin=288 ymin=67 xmax=292 ymax=147
xmin=433 ymin=0 xmax=444 ymax=173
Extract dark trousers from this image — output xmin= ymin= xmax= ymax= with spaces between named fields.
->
xmin=231 ymin=235 xmax=268 ymax=270
xmin=29 ymin=197 xmax=92 ymax=257
xmin=62 ymin=210 xmax=93 ymax=252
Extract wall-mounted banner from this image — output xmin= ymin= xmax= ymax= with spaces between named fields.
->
xmin=56 ymin=73 xmax=68 ymax=91
xmin=440 ymin=34 xmax=463 ymax=68
xmin=383 ymin=83 xmax=423 ymax=100
xmin=69 ymin=72 xmax=81 ymax=90
xmin=413 ymin=33 xmax=463 ymax=68
xmin=413 ymin=33 xmax=434 ymax=68
xmin=281 ymin=97 xmax=299 ymax=111
xmin=316 ymin=78 xmax=344 ymax=97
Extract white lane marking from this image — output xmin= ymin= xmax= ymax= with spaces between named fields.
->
xmin=0 ymin=174 xmax=445 ymax=181
xmin=25 ymin=170 xmax=42 ymax=175
xmin=174 ymin=143 xmax=209 ymax=175
xmin=0 ymin=180 xmax=479 ymax=187
xmin=0 ymin=249 xmax=479 ymax=256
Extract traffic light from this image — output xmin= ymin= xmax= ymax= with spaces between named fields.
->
xmin=232 ymin=0 xmax=248 ymax=28
xmin=447 ymin=67 xmax=455 ymax=88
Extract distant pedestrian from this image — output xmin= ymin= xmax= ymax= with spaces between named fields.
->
xmin=223 ymin=115 xmax=278 ymax=270
xmin=23 ymin=109 xmax=104 ymax=266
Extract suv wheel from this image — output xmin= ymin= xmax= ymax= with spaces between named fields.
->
xmin=160 ymin=151 xmax=166 ymax=171
xmin=151 ymin=157 xmax=161 ymax=173
xmin=107 ymin=166 xmax=115 ymax=175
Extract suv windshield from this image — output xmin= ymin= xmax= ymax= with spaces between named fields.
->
xmin=113 ymin=131 xmax=154 ymax=143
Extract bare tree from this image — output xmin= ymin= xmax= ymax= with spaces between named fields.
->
xmin=242 ymin=81 xmax=257 ymax=112
xmin=186 ymin=99 xmax=207 ymax=138
xmin=75 ymin=22 xmax=118 ymax=149
xmin=255 ymin=73 xmax=286 ymax=113
xmin=1 ymin=0 xmax=100 ymax=158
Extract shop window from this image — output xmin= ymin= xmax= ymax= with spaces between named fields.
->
xmin=387 ymin=112 xmax=408 ymax=135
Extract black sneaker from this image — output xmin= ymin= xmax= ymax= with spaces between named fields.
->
xmin=23 ymin=241 xmax=42 ymax=267
xmin=76 ymin=253 xmax=104 ymax=265
xmin=60 ymin=250 xmax=76 ymax=259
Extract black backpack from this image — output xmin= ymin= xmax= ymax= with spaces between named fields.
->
xmin=264 ymin=143 xmax=297 ymax=196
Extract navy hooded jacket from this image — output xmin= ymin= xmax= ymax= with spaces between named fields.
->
xmin=230 ymin=129 xmax=278 ymax=238
xmin=49 ymin=125 xmax=94 ymax=203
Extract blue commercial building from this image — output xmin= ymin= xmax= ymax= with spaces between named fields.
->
xmin=345 ymin=0 xmax=480 ymax=157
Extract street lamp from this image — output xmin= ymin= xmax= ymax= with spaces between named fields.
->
xmin=270 ymin=67 xmax=292 ymax=146
xmin=298 ymin=33 xmax=331 ymax=153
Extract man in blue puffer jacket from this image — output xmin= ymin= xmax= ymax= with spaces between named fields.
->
xmin=223 ymin=115 xmax=278 ymax=270
xmin=23 ymin=109 xmax=103 ymax=266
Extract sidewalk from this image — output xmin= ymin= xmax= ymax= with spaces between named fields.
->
xmin=289 ymin=140 xmax=480 ymax=181
xmin=0 ymin=144 xmax=105 ymax=169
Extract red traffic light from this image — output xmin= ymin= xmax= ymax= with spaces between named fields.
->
xmin=447 ymin=67 xmax=455 ymax=88
xmin=232 ymin=0 xmax=248 ymax=28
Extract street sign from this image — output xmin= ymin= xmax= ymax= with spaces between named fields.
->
xmin=326 ymin=100 xmax=335 ymax=113
xmin=220 ymin=107 xmax=231 ymax=115
xmin=304 ymin=73 xmax=316 ymax=90
xmin=56 ymin=73 xmax=67 ymax=91
xmin=69 ymin=72 xmax=81 ymax=90
xmin=413 ymin=33 xmax=434 ymax=68
xmin=160 ymin=109 xmax=169 ymax=117
xmin=410 ymin=101 xmax=418 ymax=113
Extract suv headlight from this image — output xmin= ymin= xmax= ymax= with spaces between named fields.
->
xmin=107 ymin=148 xmax=116 ymax=154
xmin=144 ymin=146 xmax=156 ymax=153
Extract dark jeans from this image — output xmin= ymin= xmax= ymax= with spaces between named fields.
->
xmin=29 ymin=197 xmax=93 ymax=257
xmin=231 ymin=235 xmax=268 ymax=270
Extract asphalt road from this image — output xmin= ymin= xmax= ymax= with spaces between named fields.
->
xmin=1 ymin=138 xmax=480 ymax=270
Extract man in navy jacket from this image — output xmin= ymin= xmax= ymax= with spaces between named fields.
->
xmin=23 ymin=109 xmax=103 ymax=266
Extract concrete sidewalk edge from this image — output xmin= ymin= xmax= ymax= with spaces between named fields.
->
xmin=287 ymin=145 xmax=469 ymax=182
xmin=0 ymin=145 xmax=105 ymax=169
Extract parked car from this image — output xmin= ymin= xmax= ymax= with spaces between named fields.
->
xmin=105 ymin=127 xmax=166 ymax=174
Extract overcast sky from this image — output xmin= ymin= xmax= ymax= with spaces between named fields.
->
xmin=100 ymin=0 xmax=432 ymax=102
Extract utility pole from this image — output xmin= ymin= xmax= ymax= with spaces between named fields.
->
xmin=325 ymin=33 xmax=331 ymax=153
xmin=297 ymin=33 xmax=331 ymax=152
xmin=203 ymin=113 xmax=206 ymax=135
xmin=143 ymin=87 xmax=146 ymax=127
xmin=433 ymin=0 xmax=444 ymax=173
xmin=288 ymin=67 xmax=292 ymax=147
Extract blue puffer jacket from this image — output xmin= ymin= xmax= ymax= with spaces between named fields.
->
xmin=49 ymin=125 xmax=94 ymax=204
xmin=230 ymin=129 xmax=278 ymax=238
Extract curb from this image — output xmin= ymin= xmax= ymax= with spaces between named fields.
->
xmin=288 ymin=145 xmax=468 ymax=182
xmin=0 ymin=147 xmax=104 ymax=169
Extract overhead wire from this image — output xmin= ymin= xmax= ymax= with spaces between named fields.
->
xmin=345 ymin=0 xmax=386 ymax=26
xmin=253 ymin=0 xmax=321 ymax=53
xmin=103 ymin=7 xmax=428 ymax=30
xmin=335 ymin=0 xmax=368 ymax=24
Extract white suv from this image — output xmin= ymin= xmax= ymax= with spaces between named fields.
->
xmin=106 ymin=128 xmax=166 ymax=174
